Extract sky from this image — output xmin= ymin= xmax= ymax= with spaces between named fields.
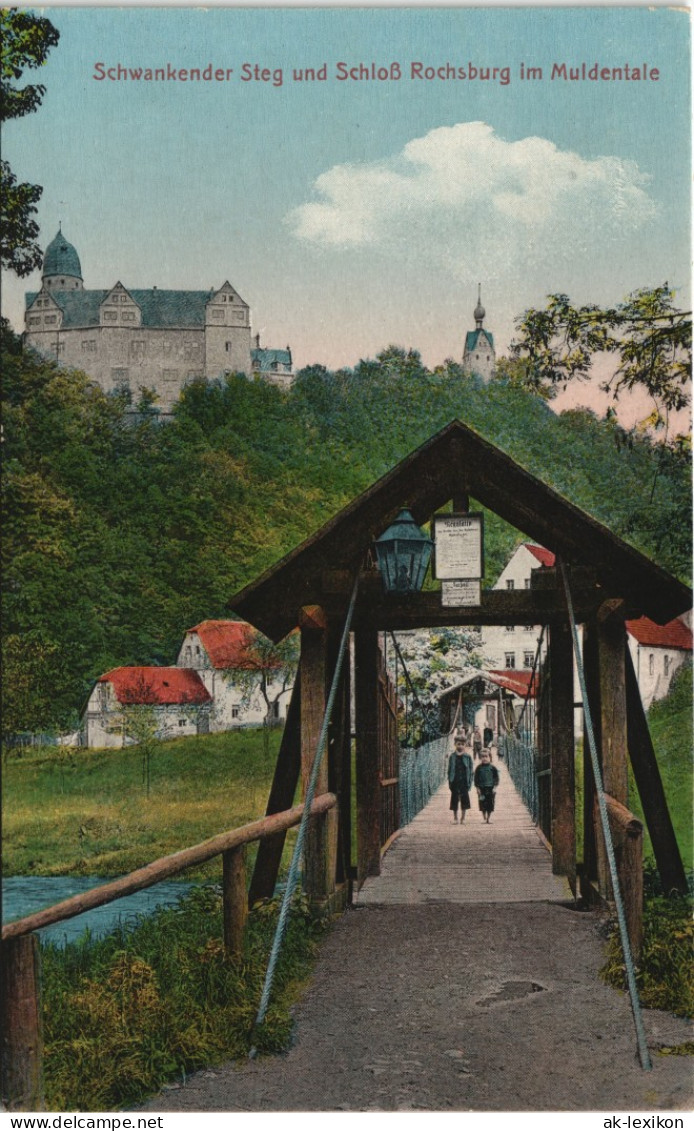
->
xmin=2 ymin=4 xmax=691 ymax=425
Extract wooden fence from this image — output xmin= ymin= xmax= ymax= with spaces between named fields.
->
xmin=0 ymin=792 xmax=337 ymax=1112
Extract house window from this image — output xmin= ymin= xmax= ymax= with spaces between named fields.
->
xmin=162 ymin=370 xmax=179 ymax=383
xmin=664 ymin=655 xmax=670 ymax=676
xmin=122 ymin=311 xmax=136 ymax=322
xmin=183 ymin=341 xmax=200 ymax=360
xmin=523 ymin=651 xmax=534 ymax=668
xmin=524 ymin=578 xmax=531 ymax=588
xmin=178 ymin=718 xmax=186 ymax=727
xmin=225 ymin=342 xmax=234 ymax=352
xmin=648 ymin=654 xmax=654 ymax=676
xmin=505 ymin=625 xmax=515 ymax=633
xmin=505 ymin=653 xmax=516 ymax=669
xmin=525 ymin=625 xmax=535 ymax=632
xmin=130 ymin=341 xmax=146 ymax=360
xmin=81 ymin=340 xmax=97 ymax=353
xmin=163 ymin=339 xmax=173 ymax=356
xmin=231 ymin=706 xmax=240 ymax=719
xmin=28 ymin=316 xmax=40 ymax=326
xmin=111 ymin=368 xmax=130 ymax=384
xmin=211 ymin=309 xmax=224 ymax=321
xmin=45 ymin=315 xmax=57 ymax=324
xmin=506 ymin=580 xmax=515 ymax=590
xmin=104 ymin=310 xmax=117 ymax=321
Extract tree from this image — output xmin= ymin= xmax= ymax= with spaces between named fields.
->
xmin=231 ymin=628 xmax=299 ymax=731
xmin=510 ymin=286 xmax=692 ymax=439
xmin=1 ymin=8 xmax=60 ymax=275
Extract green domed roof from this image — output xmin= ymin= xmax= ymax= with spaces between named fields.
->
xmin=43 ymin=229 xmax=82 ymax=281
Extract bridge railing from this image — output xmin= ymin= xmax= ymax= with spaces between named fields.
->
xmin=399 ymin=735 xmax=449 ymax=826
xmin=499 ymin=732 xmax=540 ymax=824
xmin=0 ymin=792 xmax=336 ymax=1112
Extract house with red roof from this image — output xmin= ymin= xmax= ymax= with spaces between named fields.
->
xmin=626 ymin=615 xmax=692 ymax=709
xmin=176 ymin=620 xmax=295 ymax=732
xmin=483 ymin=542 xmax=691 ymax=718
xmin=82 ymin=666 xmax=212 ymax=748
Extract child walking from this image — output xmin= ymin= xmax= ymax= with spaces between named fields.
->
xmin=448 ymin=736 xmax=473 ymax=824
xmin=474 ymin=750 xmax=500 ymax=823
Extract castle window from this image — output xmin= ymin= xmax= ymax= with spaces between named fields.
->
xmin=111 ymin=368 xmax=130 ymax=384
xmin=211 ymin=309 xmax=224 ymax=321
xmin=163 ymin=339 xmax=173 ymax=356
xmin=225 ymin=342 xmax=233 ymax=352
xmin=104 ymin=311 xmax=117 ymax=321
xmin=45 ymin=315 xmax=57 ymax=324
xmin=648 ymin=653 xmax=654 ymax=676
xmin=28 ymin=316 xmax=40 ymax=326
xmin=162 ymin=369 xmax=179 ymax=382
xmin=81 ymin=340 xmax=97 ymax=353
xmin=183 ymin=341 xmax=200 ymax=360
xmin=130 ymin=341 xmax=146 ymax=360
xmin=122 ymin=311 xmax=135 ymax=322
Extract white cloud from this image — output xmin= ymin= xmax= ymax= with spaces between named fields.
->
xmin=288 ymin=122 xmax=657 ymax=281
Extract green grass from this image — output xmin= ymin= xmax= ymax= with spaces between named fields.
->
xmin=574 ymin=662 xmax=693 ymax=876
xmin=2 ymin=728 xmax=288 ymax=879
xmin=40 ymin=885 xmax=330 ymax=1111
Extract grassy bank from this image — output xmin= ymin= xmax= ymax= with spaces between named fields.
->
xmin=2 ymin=728 xmax=284 ymax=879
xmin=41 ymin=886 xmax=329 ymax=1111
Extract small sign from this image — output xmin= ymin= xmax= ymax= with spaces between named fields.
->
xmin=433 ymin=513 xmax=484 ymax=580
xmin=441 ymin=579 xmax=481 ymax=607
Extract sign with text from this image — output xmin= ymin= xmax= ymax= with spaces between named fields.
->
xmin=433 ymin=513 xmax=484 ymax=581
xmin=441 ymin=579 xmax=482 ymax=607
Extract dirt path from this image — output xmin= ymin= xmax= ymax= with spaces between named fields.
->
xmin=140 ymin=901 xmax=692 ymax=1113
xmin=140 ymin=766 xmax=692 ymax=1113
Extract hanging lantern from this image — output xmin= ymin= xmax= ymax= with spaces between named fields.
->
xmin=374 ymin=510 xmax=433 ymax=594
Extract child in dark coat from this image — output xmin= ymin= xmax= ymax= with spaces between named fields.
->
xmin=474 ymin=750 xmax=500 ymax=823
xmin=448 ymin=736 xmax=473 ymax=823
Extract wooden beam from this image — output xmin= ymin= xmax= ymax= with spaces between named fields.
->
xmin=248 ymin=675 xmax=302 ymax=906
xmin=605 ymin=794 xmax=644 ymax=963
xmin=549 ymin=621 xmax=576 ymax=889
xmin=1 ymin=935 xmax=44 ymax=1111
xmin=355 ymin=628 xmax=382 ymax=884
xmin=581 ymin=620 xmax=600 ymax=886
xmin=327 ymin=621 xmax=352 ymax=887
xmin=625 ymin=646 xmax=688 ymax=895
xmin=300 ymin=607 xmax=333 ymax=900
xmin=598 ymin=606 xmax=629 ymax=805
xmin=320 ymin=582 xmax=603 ymax=632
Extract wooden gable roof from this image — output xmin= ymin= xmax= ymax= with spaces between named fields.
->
xmin=229 ymin=419 xmax=691 ymax=641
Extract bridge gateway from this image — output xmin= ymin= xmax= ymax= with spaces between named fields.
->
xmin=230 ymin=419 xmax=690 ymax=914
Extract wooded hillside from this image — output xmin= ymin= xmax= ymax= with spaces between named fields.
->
xmin=3 ymin=330 xmax=691 ymax=734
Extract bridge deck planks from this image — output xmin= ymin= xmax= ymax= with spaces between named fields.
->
xmin=356 ymin=761 xmax=573 ymax=905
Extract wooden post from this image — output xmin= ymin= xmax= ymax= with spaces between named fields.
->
xmin=549 ymin=621 xmax=576 ymax=888
xmin=597 ymin=603 xmax=629 ymax=804
xmin=594 ymin=604 xmax=629 ymax=901
xmin=1 ymin=935 xmax=45 ymax=1111
xmin=222 ymin=845 xmax=247 ymax=959
xmin=248 ymin=675 xmax=302 ymax=906
xmin=624 ymin=645 xmax=688 ymax=895
xmin=355 ymin=628 xmax=381 ymax=884
xmin=605 ymin=794 xmax=644 ymax=963
xmin=327 ymin=621 xmax=352 ymax=889
xmin=581 ymin=620 xmax=599 ymax=895
xmin=299 ymin=605 xmax=333 ymax=901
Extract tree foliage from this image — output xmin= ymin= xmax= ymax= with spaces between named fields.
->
xmin=0 ymin=7 xmax=60 ymax=275
xmin=511 ymin=286 xmax=692 ymax=436
xmin=2 ymin=323 xmax=690 ymax=735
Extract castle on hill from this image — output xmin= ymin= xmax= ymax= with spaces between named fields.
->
xmin=24 ymin=229 xmax=293 ymax=412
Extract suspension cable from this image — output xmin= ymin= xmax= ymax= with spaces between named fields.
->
xmin=249 ymin=570 xmax=360 ymax=1056
xmin=560 ymin=562 xmax=652 ymax=1071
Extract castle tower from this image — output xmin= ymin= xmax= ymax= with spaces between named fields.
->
xmin=42 ymin=227 xmax=84 ymax=292
xmin=462 ymin=285 xmax=495 ymax=380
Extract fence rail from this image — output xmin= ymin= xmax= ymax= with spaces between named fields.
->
xmin=0 ymin=792 xmax=336 ymax=1112
xmin=399 ymin=735 xmax=449 ymax=826
xmin=499 ymin=733 xmax=540 ymax=824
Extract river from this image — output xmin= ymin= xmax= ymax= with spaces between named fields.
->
xmin=2 ymin=876 xmax=194 ymax=946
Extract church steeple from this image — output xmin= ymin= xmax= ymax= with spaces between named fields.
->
xmin=474 ymin=283 xmax=486 ymax=329
xmin=462 ymin=285 xmax=495 ymax=381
